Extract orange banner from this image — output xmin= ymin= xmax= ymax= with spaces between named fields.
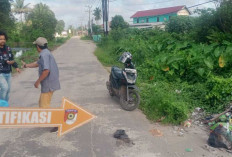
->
xmin=0 ymin=98 xmax=96 ymax=137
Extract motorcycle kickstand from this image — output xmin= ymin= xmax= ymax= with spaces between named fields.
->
xmin=126 ymin=86 xmax=129 ymax=101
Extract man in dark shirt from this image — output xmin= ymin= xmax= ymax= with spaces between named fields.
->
xmin=0 ymin=31 xmax=20 ymax=102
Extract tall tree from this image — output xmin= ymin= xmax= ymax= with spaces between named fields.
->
xmin=165 ymin=16 xmax=195 ymax=34
xmin=26 ymin=3 xmax=57 ymax=40
xmin=0 ymin=0 xmax=11 ymax=14
xmin=55 ymin=20 xmax=65 ymax=34
xmin=92 ymin=24 xmax=101 ymax=34
xmin=0 ymin=0 xmax=15 ymax=32
xmin=12 ymin=0 xmax=31 ymax=22
xmin=215 ymin=0 xmax=232 ymax=33
xmin=93 ymin=7 xmax=102 ymax=25
xmin=110 ymin=15 xmax=129 ymax=30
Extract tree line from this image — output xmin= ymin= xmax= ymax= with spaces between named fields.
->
xmin=0 ymin=0 xmax=66 ymax=45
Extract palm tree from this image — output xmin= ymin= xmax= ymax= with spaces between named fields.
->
xmin=93 ymin=7 xmax=102 ymax=25
xmin=12 ymin=0 xmax=31 ymax=22
xmin=30 ymin=3 xmax=54 ymax=16
xmin=27 ymin=3 xmax=57 ymax=40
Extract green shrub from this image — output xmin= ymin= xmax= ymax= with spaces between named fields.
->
xmin=205 ymin=76 xmax=232 ymax=112
xmin=80 ymin=36 xmax=92 ymax=40
xmin=139 ymin=82 xmax=189 ymax=124
xmin=165 ymin=16 xmax=195 ymax=34
xmin=94 ymin=47 xmax=119 ymax=67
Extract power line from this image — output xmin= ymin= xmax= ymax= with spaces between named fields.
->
xmin=97 ymin=0 xmax=102 ymax=8
xmin=110 ymin=0 xmax=173 ymax=12
xmin=93 ymin=0 xmax=102 ymax=9
xmin=79 ymin=0 xmax=102 ymax=31
xmin=91 ymin=0 xmax=99 ymax=8
xmin=92 ymin=0 xmax=98 ymax=5
xmin=86 ymin=5 xmax=92 ymax=34
xmin=124 ymin=0 xmax=174 ymax=6
xmin=110 ymin=0 xmax=173 ymax=7
xmin=110 ymin=0 xmax=215 ymax=13
xmin=187 ymin=0 xmax=215 ymax=9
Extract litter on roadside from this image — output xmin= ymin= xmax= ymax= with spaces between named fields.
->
xmin=191 ymin=107 xmax=205 ymax=127
xmin=206 ymin=106 xmax=232 ymax=150
xmin=208 ymin=124 xmax=232 ymax=150
xmin=183 ymin=120 xmax=192 ymax=128
xmin=113 ymin=129 xmax=133 ymax=144
xmin=185 ymin=148 xmax=193 ymax=152
xmin=149 ymin=129 xmax=163 ymax=137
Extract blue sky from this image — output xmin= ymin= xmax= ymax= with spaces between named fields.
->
xmin=26 ymin=0 xmax=216 ymax=29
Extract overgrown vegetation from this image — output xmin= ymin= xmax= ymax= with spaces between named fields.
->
xmin=95 ymin=0 xmax=232 ymax=124
xmin=0 ymin=0 xmax=72 ymax=49
xmin=0 ymin=0 xmax=72 ymax=72
xmin=80 ymin=36 xmax=92 ymax=40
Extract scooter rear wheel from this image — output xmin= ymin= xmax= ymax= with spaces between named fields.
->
xmin=106 ymin=81 xmax=114 ymax=96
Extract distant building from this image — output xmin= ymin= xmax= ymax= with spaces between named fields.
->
xmin=55 ymin=32 xmax=60 ymax=37
xmin=61 ymin=31 xmax=68 ymax=37
xmin=130 ymin=5 xmax=191 ymax=29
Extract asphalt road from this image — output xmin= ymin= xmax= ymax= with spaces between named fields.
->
xmin=1 ymin=37 xmax=229 ymax=157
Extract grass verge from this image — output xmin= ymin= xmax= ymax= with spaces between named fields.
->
xmin=80 ymin=36 xmax=92 ymax=40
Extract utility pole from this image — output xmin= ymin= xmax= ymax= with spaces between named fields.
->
xmin=105 ymin=0 xmax=109 ymax=35
xmin=79 ymin=17 xmax=84 ymax=36
xmin=102 ymin=0 xmax=105 ymax=36
xmin=86 ymin=5 xmax=92 ymax=35
xmin=80 ymin=22 xmax=83 ymax=36
xmin=102 ymin=0 xmax=109 ymax=36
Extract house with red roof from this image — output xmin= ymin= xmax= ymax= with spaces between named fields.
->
xmin=130 ymin=5 xmax=191 ymax=29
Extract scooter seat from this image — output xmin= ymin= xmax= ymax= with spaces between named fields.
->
xmin=111 ymin=66 xmax=124 ymax=79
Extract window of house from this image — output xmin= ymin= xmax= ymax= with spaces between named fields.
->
xmin=164 ymin=17 xmax=167 ymax=21
xmin=157 ymin=17 xmax=160 ymax=22
xmin=137 ymin=18 xmax=139 ymax=23
xmin=141 ymin=19 xmax=144 ymax=23
xmin=169 ymin=16 xmax=172 ymax=20
xmin=146 ymin=18 xmax=149 ymax=23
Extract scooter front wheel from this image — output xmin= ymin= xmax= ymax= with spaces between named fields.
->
xmin=120 ymin=89 xmax=140 ymax=111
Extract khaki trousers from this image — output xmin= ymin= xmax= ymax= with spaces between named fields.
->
xmin=39 ymin=91 xmax=54 ymax=108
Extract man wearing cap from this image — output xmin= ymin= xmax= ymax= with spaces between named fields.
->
xmin=21 ymin=37 xmax=60 ymax=108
